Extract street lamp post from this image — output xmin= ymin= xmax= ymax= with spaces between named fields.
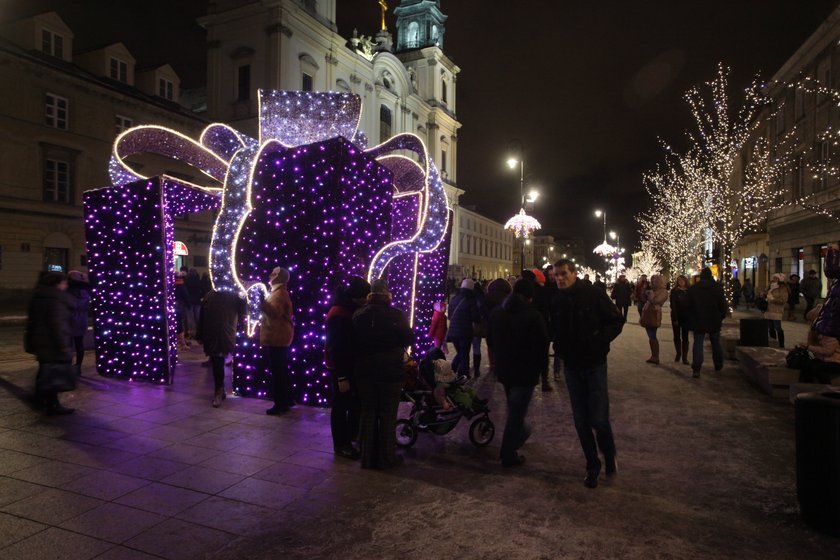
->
xmin=595 ymin=209 xmax=607 ymax=244
xmin=505 ymin=157 xmax=540 ymax=273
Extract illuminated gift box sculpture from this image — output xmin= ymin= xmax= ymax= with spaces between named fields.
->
xmin=84 ymin=91 xmax=450 ymax=405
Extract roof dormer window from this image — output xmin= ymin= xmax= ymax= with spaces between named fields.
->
xmin=41 ymin=29 xmax=63 ymax=58
xmin=110 ymin=57 xmax=128 ymax=83
xmin=159 ymin=78 xmax=173 ymax=100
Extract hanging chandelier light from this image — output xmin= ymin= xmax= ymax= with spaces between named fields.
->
xmin=505 ymin=208 xmax=541 ymax=238
xmin=593 ymin=240 xmax=616 ymax=257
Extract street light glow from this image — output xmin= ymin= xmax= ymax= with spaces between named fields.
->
xmin=526 ymin=189 xmax=540 ymax=203
xmin=594 ymin=209 xmax=603 ymax=218
xmin=507 ymin=157 xmax=519 ymax=169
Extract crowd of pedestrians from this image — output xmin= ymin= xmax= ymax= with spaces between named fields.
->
xmin=23 ymin=246 xmax=840 ymax=486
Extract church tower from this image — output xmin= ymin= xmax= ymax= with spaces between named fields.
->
xmin=393 ymin=0 xmax=447 ymax=52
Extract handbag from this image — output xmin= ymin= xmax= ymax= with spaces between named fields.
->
xmin=639 ymin=302 xmax=662 ymax=329
xmin=36 ymin=362 xmax=77 ymax=393
xmin=785 ymin=347 xmax=811 ymax=370
xmin=755 ymin=297 xmax=769 ymax=312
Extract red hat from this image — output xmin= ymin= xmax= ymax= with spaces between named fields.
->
xmin=531 ymin=268 xmax=545 ymax=286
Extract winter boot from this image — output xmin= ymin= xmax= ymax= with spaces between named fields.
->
xmin=473 ymin=354 xmax=482 ymax=378
xmin=681 ymin=339 xmax=690 ymax=365
xmin=212 ymin=388 xmax=225 ymax=408
xmin=674 ymin=340 xmax=681 ymax=362
xmin=646 ymin=340 xmax=660 ymax=364
xmin=778 ymin=330 xmax=785 ymax=349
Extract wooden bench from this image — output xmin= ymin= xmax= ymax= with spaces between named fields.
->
xmin=736 ymin=346 xmax=800 ymax=398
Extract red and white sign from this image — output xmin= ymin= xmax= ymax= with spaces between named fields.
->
xmin=173 ymin=241 xmax=188 ymax=256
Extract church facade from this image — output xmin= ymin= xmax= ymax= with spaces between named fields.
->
xmin=198 ymin=0 xmax=465 ymax=265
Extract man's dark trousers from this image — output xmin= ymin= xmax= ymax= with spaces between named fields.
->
xmin=500 ymin=384 xmax=534 ymax=462
xmin=564 ymin=363 xmax=616 ymax=474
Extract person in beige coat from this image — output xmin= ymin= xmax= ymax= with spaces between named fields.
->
xmin=764 ymin=273 xmax=789 ymax=348
xmin=260 ymin=267 xmax=295 ymax=415
xmin=641 ymin=274 xmax=669 ymax=363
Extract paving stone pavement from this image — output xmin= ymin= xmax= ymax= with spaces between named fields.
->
xmin=0 ymin=308 xmax=836 ymax=560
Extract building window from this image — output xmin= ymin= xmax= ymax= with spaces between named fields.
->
xmin=41 ymin=29 xmax=63 ymax=58
xmin=442 ymin=79 xmax=447 ymax=104
xmin=45 ymin=93 xmax=68 ymax=130
xmin=44 ymin=158 xmax=71 ymax=203
xmin=794 ymin=87 xmax=804 ymax=120
xmin=441 ymin=149 xmax=447 ymax=173
xmin=795 ymin=155 xmax=805 ymax=200
xmin=302 ymin=72 xmax=313 ymax=92
xmin=407 ymin=21 xmax=420 ymax=48
xmin=115 ymin=115 xmax=133 ymax=134
xmin=775 ymin=105 xmax=785 ymax=135
xmin=237 ymin=65 xmax=251 ymax=101
xmin=380 ymin=105 xmax=392 ymax=143
xmin=158 ymin=78 xmax=174 ymax=100
xmin=43 ymin=247 xmax=68 ymax=272
xmin=820 ymin=59 xmax=831 ymax=88
xmin=110 ymin=57 xmax=128 ymax=82
xmin=336 ymin=78 xmax=351 ymax=92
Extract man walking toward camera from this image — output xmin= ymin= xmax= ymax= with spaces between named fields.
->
xmin=551 ymin=259 xmax=625 ymax=489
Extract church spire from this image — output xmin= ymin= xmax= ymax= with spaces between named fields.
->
xmin=393 ymin=0 xmax=447 ymax=53
xmin=378 ymin=1 xmax=388 ymax=31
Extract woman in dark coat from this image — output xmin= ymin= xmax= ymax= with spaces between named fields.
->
xmin=484 ymin=278 xmax=512 ymax=375
xmin=198 ymin=289 xmax=246 ymax=407
xmin=353 ymin=280 xmax=413 ymax=469
xmin=448 ymin=278 xmax=480 ymax=378
xmin=325 ymin=277 xmax=370 ymax=460
xmin=24 ymin=271 xmax=75 ymax=414
xmin=67 ymin=270 xmax=91 ymax=375
xmin=669 ymin=275 xmax=691 ymax=364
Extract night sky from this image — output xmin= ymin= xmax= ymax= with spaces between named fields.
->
xmin=4 ymin=0 xmax=839 ymax=259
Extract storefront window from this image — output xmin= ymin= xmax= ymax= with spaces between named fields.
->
xmin=43 ymin=247 xmax=68 ymax=272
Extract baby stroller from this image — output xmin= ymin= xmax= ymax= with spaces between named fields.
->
xmin=396 ymin=348 xmax=495 ymax=448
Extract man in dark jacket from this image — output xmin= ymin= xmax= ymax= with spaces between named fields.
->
xmin=325 ymin=276 xmax=370 ymax=460
xmin=489 ymin=279 xmax=549 ymax=467
xmin=25 ymin=271 xmax=75 ymax=414
xmin=353 ymin=280 xmax=414 ymax=469
xmin=551 ymin=259 xmax=625 ymax=489
xmin=610 ymin=274 xmax=632 ymax=320
xmin=448 ymin=278 xmax=480 ymax=378
xmin=686 ymin=267 xmax=728 ymax=378
xmin=198 ymin=288 xmax=246 ymax=407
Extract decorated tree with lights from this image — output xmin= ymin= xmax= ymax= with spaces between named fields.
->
xmin=685 ymin=65 xmax=785 ymax=300
xmin=605 ymin=255 xmax=626 ymax=284
xmin=640 ymin=64 xmax=785 ymax=303
xmin=631 ymin=241 xmax=663 ymax=279
xmin=637 ymin=148 xmax=707 ymax=276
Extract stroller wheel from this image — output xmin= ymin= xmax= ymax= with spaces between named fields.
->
xmin=469 ymin=416 xmax=495 ymax=447
xmin=395 ymin=419 xmax=418 ymax=448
